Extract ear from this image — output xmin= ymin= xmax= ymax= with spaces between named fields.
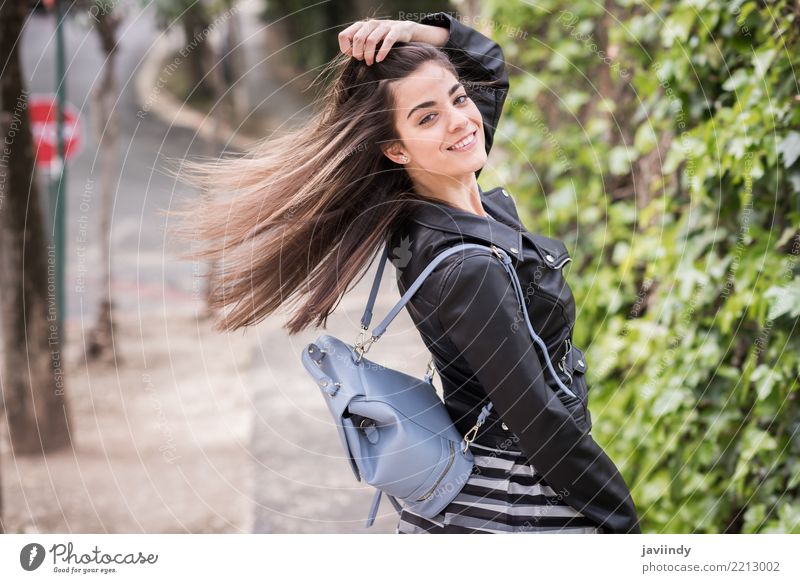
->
xmin=382 ymin=142 xmax=408 ymax=165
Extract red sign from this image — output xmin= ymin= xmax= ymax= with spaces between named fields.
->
xmin=29 ymin=95 xmax=83 ymax=172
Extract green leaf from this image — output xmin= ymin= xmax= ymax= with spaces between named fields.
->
xmin=788 ymin=468 xmax=800 ymax=491
xmin=750 ymin=364 xmax=777 ymax=401
xmin=640 ymin=470 xmax=672 ymax=506
xmin=763 ymin=503 xmax=800 ymax=534
xmin=776 ymin=227 xmax=799 ymax=248
xmin=608 ymin=145 xmax=636 ymax=175
xmin=651 ymin=386 xmax=691 ymax=417
xmin=722 ymin=69 xmax=749 ymax=92
xmin=662 ymin=8 xmax=696 ymax=47
xmin=733 ymin=426 xmax=777 ymax=496
xmin=777 ymin=131 xmax=800 ymax=168
xmin=563 ymin=91 xmax=590 ymax=115
xmin=634 ymin=123 xmax=658 ymax=155
xmin=741 ymin=426 xmax=778 ymax=460
xmin=742 ymin=503 xmax=766 ymax=534
xmin=764 ymin=277 xmax=800 ymax=320
xmin=753 ymin=48 xmax=777 ymax=79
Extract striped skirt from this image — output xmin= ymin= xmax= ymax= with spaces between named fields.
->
xmin=396 ymin=442 xmax=603 ymax=534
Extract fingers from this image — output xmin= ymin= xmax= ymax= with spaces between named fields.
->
xmin=338 ymin=22 xmax=360 ymax=56
xmin=363 ymin=23 xmax=390 ymax=65
xmin=352 ymin=20 xmax=381 ymax=63
xmin=373 ymin=30 xmax=397 ymax=64
xmin=339 ymin=19 xmax=394 ymax=65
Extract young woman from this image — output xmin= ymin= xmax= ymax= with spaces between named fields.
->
xmin=173 ymin=12 xmax=641 ymax=534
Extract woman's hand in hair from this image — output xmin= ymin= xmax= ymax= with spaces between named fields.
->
xmin=338 ymin=18 xmax=417 ymax=66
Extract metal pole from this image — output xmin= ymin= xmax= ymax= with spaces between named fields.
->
xmin=53 ymin=0 xmax=66 ymax=337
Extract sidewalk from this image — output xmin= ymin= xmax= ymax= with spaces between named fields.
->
xmin=1 ymin=302 xmax=256 ymax=533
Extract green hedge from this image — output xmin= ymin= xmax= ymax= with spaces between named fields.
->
xmin=486 ymin=0 xmax=800 ymax=533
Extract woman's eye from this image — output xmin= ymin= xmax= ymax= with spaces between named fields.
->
xmin=418 ymin=95 xmax=470 ymax=125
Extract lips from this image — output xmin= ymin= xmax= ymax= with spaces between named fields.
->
xmin=447 ymin=129 xmax=478 ymax=151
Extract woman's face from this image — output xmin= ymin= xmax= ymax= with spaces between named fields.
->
xmin=384 ymin=61 xmax=486 ymax=177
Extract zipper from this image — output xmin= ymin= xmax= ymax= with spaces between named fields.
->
xmin=557 ymin=337 xmax=574 ymax=386
xmin=416 ymin=441 xmax=456 ymax=501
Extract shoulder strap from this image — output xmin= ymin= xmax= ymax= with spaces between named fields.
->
xmin=359 ymin=244 xmax=390 ymax=330
xmin=367 ymin=243 xmax=499 ymax=337
xmin=359 ymin=241 xmax=577 ymax=399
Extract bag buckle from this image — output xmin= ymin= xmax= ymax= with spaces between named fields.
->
xmin=462 ymin=422 xmax=482 ymax=454
xmin=490 ymin=244 xmax=509 ymax=263
xmin=462 ymin=402 xmax=493 ymax=453
xmin=307 ymin=344 xmax=327 ymax=367
xmin=423 ymin=357 xmax=435 ymax=383
xmin=353 ymin=326 xmax=377 ymax=363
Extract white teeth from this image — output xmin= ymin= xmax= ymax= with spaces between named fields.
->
xmin=448 ymin=130 xmax=476 ymax=150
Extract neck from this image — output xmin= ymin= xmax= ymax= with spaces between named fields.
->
xmin=410 ymin=171 xmax=486 ymax=217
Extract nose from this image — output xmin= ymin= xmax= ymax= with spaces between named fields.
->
xmin=447 ymin=107 xmax=471 ymax=134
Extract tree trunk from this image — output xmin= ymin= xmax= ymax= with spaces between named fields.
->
xmin=84 ymin=3 xmax=120 ymax=364
xmin=0 ymin=0 xmax=71 ymax=455
xmin=182 ymin=1 xmax=215 ymax=101
xmin=0 ymin=112 xmax=6 ymax=536
xmin=223 ymin=1 xmax=246 ymax=121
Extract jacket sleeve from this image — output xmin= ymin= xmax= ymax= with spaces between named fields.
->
xmin=418 ymin=12 xmax=510 ymax=160
xmin=433 ymin=251 xmax=642 ymax=534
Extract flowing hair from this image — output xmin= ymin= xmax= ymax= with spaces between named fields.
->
xmin=165 ymin=40 xmax=463 ymax=335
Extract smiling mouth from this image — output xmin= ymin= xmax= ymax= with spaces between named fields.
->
xmin=447 ymin=129 xmax=478 ymax=151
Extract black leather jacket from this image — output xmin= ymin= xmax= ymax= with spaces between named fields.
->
xmin=386 ymin=12 xmax=641 ymax=534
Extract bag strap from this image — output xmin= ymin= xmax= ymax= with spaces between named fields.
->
xmin=359 ymin=243 xmax=390 ymax=330
xmin=356 ymin=241 xmax=577 ymax=401
xmin=365 ymin=489 xmax=403 ymax=528
xmin=357 ymin=242 xmax=494 ymax=340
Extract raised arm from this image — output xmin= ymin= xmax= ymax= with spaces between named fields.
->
xmin=414 ymin=12 xmax=510 ymax=160
xmin=429 ymin=250 xmax=642 ymax=534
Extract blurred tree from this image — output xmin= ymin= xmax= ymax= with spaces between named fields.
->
xmin=0 ymin=0 xmax=72 ymax=458
xmin=75 ymin=0 xmax=123 ymax=364
xmin=0 ymin=112 xmax=5 ymax=536
xmin=149 ymin=0 xmax=217 ymax=101
xmin=147 ymin=0 xmax=242 ymax=117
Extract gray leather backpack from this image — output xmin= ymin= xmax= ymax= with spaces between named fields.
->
xmin=300 ymin=242 xmax=584 ymax=528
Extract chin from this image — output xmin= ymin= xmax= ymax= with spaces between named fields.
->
xmin=467 ymin=152 xmax=488 ymax=172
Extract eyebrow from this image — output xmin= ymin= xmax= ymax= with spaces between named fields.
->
xmin=406 ymin=82 xmax=463 ymax=120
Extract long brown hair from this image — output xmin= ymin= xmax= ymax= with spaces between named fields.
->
xmin=167 ymin=40 xmax=476 ymax=335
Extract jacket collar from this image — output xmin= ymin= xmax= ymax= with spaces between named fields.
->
xmin=409 ymin=186 xmax=524 ymax=258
